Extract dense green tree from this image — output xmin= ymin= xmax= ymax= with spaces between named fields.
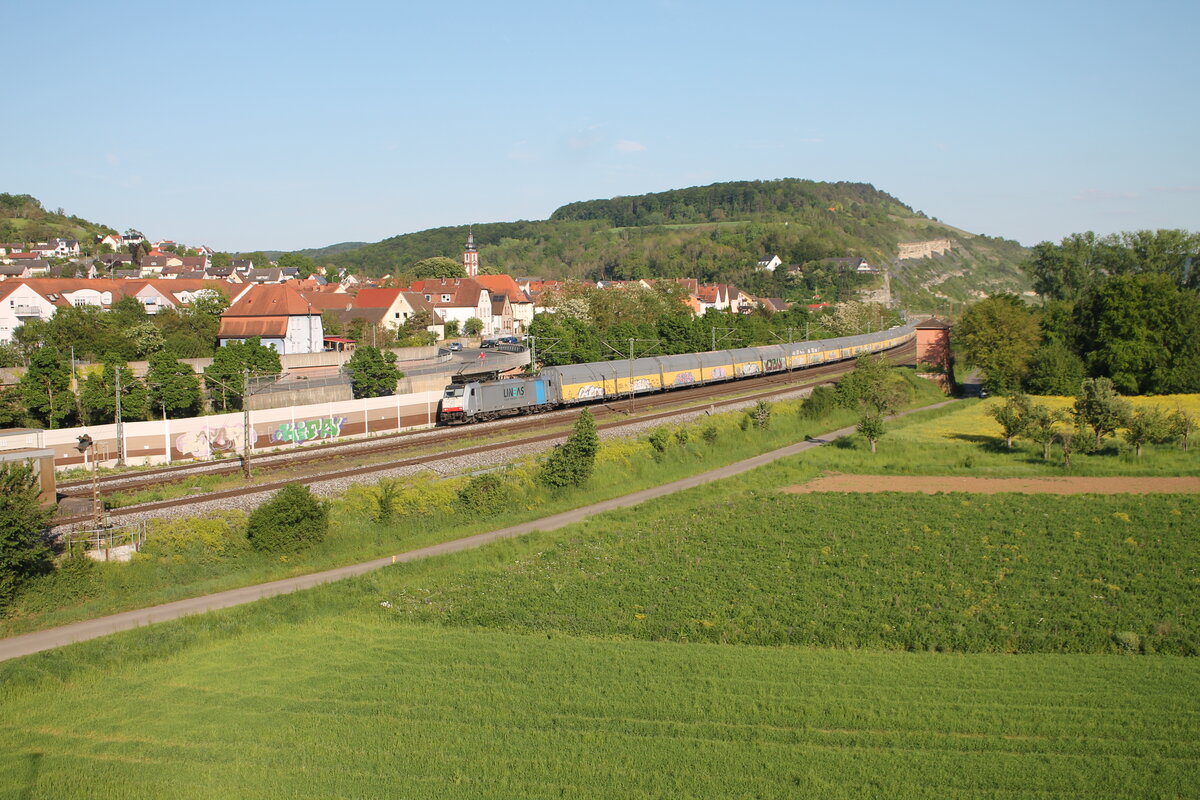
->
xmin=0 ymin=461 xmax=54 ymax=608
xmin=835 ymin=354 xmax=911 ymax=415
xmin=463 ymin=317 xmax=484 ymax=336
xmin=443 ymin=319 xmax=460 ymax=338
xmin=1073 ymin=377 xmax=1131 ymax=449
xmin=20 ymin=348 xmax=74 ymax=428
xmin=1024 ymin=341 xmax=1086 ymax=396
xmin=411 ymin=256 xmax=465 ymax=279
xmin=0 ymin=386 xmax=26 ymax=427
xmin=1073 ymin=273 xmax=1200 ymax=394
xmin=539 ymin=409 xmax=599 ymax=489
xmin=344 ymin=346 xmax=402 ymax=398
xmin=204 ymin=338 xmax=282 ymax=411
xmin=1023 ymin=229 xmax=1199 ymax=302
xmin=954 ymin=295 xmax=1041 ymax=394
xmin=277 ymin=252 xmax=317 ymax=273
xmin=145 ymin=350 xmax=202 ymax=419
xmin=247 ymin=484 xmax=328 ymax=553
xmin=80 ymin=355 xmax=148 ymax=424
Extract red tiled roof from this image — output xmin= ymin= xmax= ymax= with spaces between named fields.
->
xmin=218 ymin=316 xmax=290 ymax=338
xmin=223 ymin=284 xmax=316 ymax=317
xmin=475 ymin=274 xmax=527 ymax=303
xmin=353 ymin=287 xmax=403 ymax=308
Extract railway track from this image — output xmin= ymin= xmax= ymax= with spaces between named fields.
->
xmin=54 ymin=341 xmax=915 ymax=526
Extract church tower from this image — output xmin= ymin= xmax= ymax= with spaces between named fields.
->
xmin=463 ymin=230 xmax=479 ymax=277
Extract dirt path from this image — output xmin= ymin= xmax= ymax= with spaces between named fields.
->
xmin=783 ymin=473 xmax=1200 ymax=495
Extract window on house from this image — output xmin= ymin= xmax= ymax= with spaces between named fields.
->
xmin=442 ymin=295 xmax=451 ymax=302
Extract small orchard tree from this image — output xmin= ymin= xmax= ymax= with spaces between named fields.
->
xmin=837 ymin=355 xmax=911 ymax=453
xmin=0 ymin=462 xmax=54 ymax=607
xmin=1073 ymin=377 xmax=1131 ymax=450
xmin=443 ymin=320 xmax=460 ymax=338
xmin=247 ymin=484 xmax=328 ymax=553
xmin=1024 ymin=403 xmax=1067 ymax=460
xmin=1122 ymin=407 xmax=1171 ymax=457
xmin=540 ymin=409 xmax=599 ymax=489
xmin=989 ymin=394 xmax=1031 ymax=448
xmin=857 ymin=411 xmax=886 ymax=453
xmin=463 ymin=317 xmax=484 ymax=337
xmin=1169 ymin=409 xmax=1196 ymax=450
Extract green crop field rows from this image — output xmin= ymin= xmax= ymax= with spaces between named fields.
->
xmin=379 ymin=492 xmax=1200 ymax=654
xmin=1 ymin=619 xmax=1197 ymax=799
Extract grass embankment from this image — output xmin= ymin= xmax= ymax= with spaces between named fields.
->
xmin=1 ymin=373 xmax=945 ymax=637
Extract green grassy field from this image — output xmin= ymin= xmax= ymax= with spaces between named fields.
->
xmin=1 ymin=606 xmax=1196 ymax=799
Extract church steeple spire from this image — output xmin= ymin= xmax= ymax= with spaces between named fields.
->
xmin=463 ymin=227 xmax=479 ymax=277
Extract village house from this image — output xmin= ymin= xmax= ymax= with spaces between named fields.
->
xmin=408 ymin=277 xmax=495 ymax=335
xmin=756 ymin=254 xmax=783 ymax=272
xmin=96 ymin=233 xmax=124 ymax=252
xmin=217 ymin=284 xmax=324 ymax=354
xmin=475 ymin=274 xmax=532 ymax=335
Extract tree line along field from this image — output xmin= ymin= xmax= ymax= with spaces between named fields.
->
xmin=1 ymin=394 xmax=1198 ymax=797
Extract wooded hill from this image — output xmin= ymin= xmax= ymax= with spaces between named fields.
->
xmin=0 ymin=194 xmax=116 ymax=245
xmin=312 ymin=179 xmax=1030 ymax=308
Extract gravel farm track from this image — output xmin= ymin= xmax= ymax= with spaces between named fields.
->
xmin=52 ymin=340 xmax=916 ymax=530
xmin=783 ymin=474 xmax=1200 ymax=494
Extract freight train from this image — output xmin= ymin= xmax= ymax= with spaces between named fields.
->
xmin=438 ymin=324 xmax=916 ymax=424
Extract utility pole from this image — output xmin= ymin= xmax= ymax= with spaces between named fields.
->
xmin=600 ymin=337 xmax=658 ymax=414
xmin=242 ymin=367 xmax=252 ymax=480
xmin=115 ymin=367 xmax=125 ymax=467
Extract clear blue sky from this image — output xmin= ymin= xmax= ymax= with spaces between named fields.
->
xmin=4 ymin=0 xmax=1197 ymax=253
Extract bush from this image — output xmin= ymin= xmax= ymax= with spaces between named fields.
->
xmin=752 ymin=400 xmax=772 ymax=430
xmin=801 ymin=385 xmax=837 ymax=419
xmin=373 ymin=479 xmax=401 ymax=523
xmin=701 ymin=424 xmax=719 ymax=445
xmin=456 ymin=473 xmax=508 ymax=515
xmin=647 ymin=428 xmax=670 ymax=457
xmin=539 ymin=409 xmax=600 ymax=489
xmin=247 ymin=484 xmax=329 ymax=553
xmin=143 ymin=512 xmax=249 ymax=563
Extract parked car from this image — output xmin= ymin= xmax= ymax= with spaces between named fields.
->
xmin=480 ymin=339 xmax=497 ymax=348
xmin=499 ymin=335 xmax=519 ymax=344
xmin=448 ymin=342 xmax=463 ymax=352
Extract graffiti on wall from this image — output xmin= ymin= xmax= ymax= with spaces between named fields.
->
xmin=176 ymin=422 xmax=258 ymax=460
xmin=270 ymin=416 xmax=347 ymax=444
